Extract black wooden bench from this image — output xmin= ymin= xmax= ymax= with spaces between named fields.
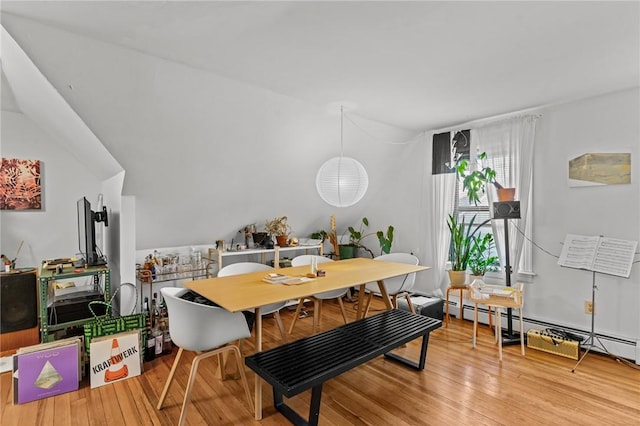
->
xmin=245 ymin=309 xmax=442 ymax=425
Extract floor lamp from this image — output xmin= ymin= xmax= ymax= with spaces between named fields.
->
xmin=493 ymin=201 xmax=522 ymax=345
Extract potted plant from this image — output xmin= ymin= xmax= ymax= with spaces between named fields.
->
xmin=454 ymin=152 xmax=515 ymax=204
xmin=468 ymin=232 xmax=499 ymax=280
xmin=315 ymin=216 xmax=394 ymax=260
xmin=310 ymin=230 xmax=327 ymax=242
xmin=265 ymin=216 xmax=290 ymax=247
xmin=446 ymin=213 xmax=481 ymax=287
xmin=342 ymin=217 xmax=394 ymax=259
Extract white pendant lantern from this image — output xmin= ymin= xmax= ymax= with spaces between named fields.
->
xmin=316 ymin=106 xmax=369 ymax=207
xmin=316 ymin=156 xmax=369 ymax=207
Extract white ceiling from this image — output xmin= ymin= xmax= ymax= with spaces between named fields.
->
xmin=1 ymin=1 xmax=639 ymax=131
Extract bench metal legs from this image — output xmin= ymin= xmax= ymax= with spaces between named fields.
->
xmin=270 ymin=334 xmax=430 ymax=426
xmin=274 ymin=384 xmax=323 ymax=426
xmin=383 ymin=333 xmax=430 ymax=370
xmin=271 ymin=334 xmax=429 ymax=426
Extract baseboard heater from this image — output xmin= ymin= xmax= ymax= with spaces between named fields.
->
xmin=453 ymin=301 xmax=638 ymax=363
xmin=526 ymin=329 xmax=579 ymax=360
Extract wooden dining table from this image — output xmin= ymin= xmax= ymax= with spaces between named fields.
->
xmin=183 ymin=257 xmax=430 ymax=420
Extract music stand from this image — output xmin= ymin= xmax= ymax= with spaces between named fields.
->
xmin=492 ymin=201 xmax=522 ymax=345
xmin=571 ymin=271 xmax=607 ymax=372
xmin=557 ymin=234 xmax=637 ymax=372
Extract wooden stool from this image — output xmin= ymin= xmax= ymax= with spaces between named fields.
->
xmin=445 ymin=285 xmax=492 ymax=330
xmin=471 ymin=283 xmax=525 ymax=361
xmin=445 ymin=285 xmax=469 ymax=327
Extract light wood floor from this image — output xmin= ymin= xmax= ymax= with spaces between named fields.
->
xmin=2 ymin=297 xmax=639 ymax=425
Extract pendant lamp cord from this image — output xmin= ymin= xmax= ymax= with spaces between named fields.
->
xmin=340 ymin=105 xmax=344 ymax=157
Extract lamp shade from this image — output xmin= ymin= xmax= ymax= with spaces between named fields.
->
xmin=316 ymin=156 xmax=369 ymax=207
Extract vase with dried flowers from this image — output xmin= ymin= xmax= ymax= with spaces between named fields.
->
xmin=265 ymin=216 xmax=291 ymax=246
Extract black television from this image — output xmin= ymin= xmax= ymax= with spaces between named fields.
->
xmin=77 ymin=197 xmax=108 ymax=266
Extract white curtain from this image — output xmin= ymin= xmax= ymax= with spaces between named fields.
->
xmin=431 ymin=173 xmax=456 ymax=291
xmin=472 ymin=115 xmax=539 ymax=283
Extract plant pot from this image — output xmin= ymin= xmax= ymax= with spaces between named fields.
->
xmin=338 ymin=244 xmax=357 ymax=260
xmin=497 ymin=187 xmax=516 ymax=201
xmin=448 ymin=270 xmax=467 ymax=288
xmin=275 ymin=235 xmax=288 ymax=247
xmin=468 ymin=274 xmax=484 ymax=285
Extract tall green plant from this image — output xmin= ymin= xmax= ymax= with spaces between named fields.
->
xmin=346 ymin=217 xmax=394 ymax=257
xmin=447 ymin=214 xmax=479 ymax=271
xmin=468 ymin=233 xmax=499 ymax=276
xmin=376 ymin=226 xmax=394 ymax=255
xmin=454 ymin=152 xmax=502 ymax=205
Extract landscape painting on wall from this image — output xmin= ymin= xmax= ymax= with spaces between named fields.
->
xmin=0 ymin=158 xmax=42 ymax=210
xmin=568 ymin=153 xmax=631 ymax=187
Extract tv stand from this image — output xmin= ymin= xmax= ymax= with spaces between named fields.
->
xmin=39 ymin=264 xmax=110 ymax=342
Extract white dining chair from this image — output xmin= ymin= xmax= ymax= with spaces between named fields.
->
xmin=156 ymin=287 xmax=253 ymax=426
xmin=217 ymin=262 xmax=288 ymax=342
xmin=288 ymin=255 xmax=348 ymax=334
xmin=363 ymin=253 xmax=419 ymax=317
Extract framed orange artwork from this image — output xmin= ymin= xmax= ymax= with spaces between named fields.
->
xmin=0 ymin=158 xmax=42 ymax=210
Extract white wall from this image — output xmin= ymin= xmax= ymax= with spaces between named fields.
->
xmin=119 ymin=195 xmax=137 ymax=314
xmin=530 ymin=88 xmax=639 ymax=344
xmin=0 ymin=111 xmax=103 ymax=267
xmin=1 ymin=15 xmax=419 ymax=254
xmin=98 ymin=172 xmax=125 ymax=310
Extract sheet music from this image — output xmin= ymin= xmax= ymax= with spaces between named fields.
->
xmin=558 ymin=234 xmax=637 ymax=278
xmin=558 ymin=234 xmax=599 ymax=270
xmin=593 ymin=237 xmax=637 ymax=278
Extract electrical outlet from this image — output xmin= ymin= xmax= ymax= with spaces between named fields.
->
xmin=584 ymin=300 xmax=593 ymax=314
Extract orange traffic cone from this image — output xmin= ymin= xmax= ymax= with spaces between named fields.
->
xmin=104 ymin=338 xmax=129 ymax=382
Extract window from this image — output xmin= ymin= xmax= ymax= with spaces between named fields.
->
xmin=434 ymin=115 xmax=538 ymax=284
xmin=453 ymin=140 xmax=533 ymax=280
xmin=452 ymin=154 xmax=504 ymax=270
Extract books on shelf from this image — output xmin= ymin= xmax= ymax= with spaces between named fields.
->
xmin=13 ymin=337 xmax=83 ymax=404
xmin=42 ymin=258 xmax=73 ymax=270
xmin=558 ymin=234 xmax=637 ymax=278
xmin=262 ymin=273 xmax=315 ymax=285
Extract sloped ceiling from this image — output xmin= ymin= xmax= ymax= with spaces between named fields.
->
xmin=1 ymin=65 xmax=21 ymax=113
xmin=1 ymin=1 xmax=638 ymax=131
xmin=1 ymin=26 xmax=122 ymax=179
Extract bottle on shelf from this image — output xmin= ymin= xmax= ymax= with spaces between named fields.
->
xmin=143 ymin=297 xmax=155 ymax=361
xmin=152 ymin=320 xmax=163 ymax=357
xmin=151 ymin=292 xmax=163 ymax=356
xmin=142 ymin=258 xmax=153 ymax=283
xmin=151 ymin=292 xmax=160 ymax=327
xmin=159 ymin=297 xmax=172 ymax=355
xmin=159 ymin=296 xmax=168 ymax=319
